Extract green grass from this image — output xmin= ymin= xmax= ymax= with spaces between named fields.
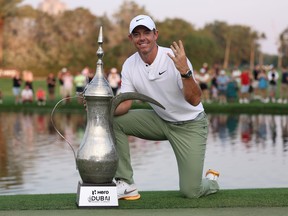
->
xmin=2 ymin=96 xmax=288 ymax=114
xmin=0 ymin=189 xmax=287 ymax=210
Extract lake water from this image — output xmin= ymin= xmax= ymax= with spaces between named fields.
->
xmin=0 ymin=112 xmax=287 ymax=195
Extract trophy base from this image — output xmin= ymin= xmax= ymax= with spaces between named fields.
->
xmin=76 ymin=181 xmax=118 ymax=208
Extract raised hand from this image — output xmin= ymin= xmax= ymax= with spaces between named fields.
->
xmin=167 ymin=40 xmax=190 ymax=74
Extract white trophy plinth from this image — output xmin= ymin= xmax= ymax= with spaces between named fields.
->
xmin=76 ymin=181 xmax=118 ymax=208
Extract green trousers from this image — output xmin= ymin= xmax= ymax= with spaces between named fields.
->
xmin=113 ymin=109 xmax=219 ymax=198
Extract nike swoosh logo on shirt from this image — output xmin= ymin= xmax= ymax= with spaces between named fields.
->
xmin=159 ymin=70 xmax=167 ymax=75
xmin=136 ymin=18 xmax=144 ymax=22
xmin=124 ymin=189 xmax=137 ymax=195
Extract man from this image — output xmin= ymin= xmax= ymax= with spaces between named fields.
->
xmin=74 ymin=71 xmax=87 ymax=103
xmin=278 ymin=66 xmax=288 ymax=103
xmin=267 ymin=65 xmax=279 ymax=103
xmin=239 ymin=69 xmax=251 ymax=104
xmin=107 ymin=67 xmax=121 ymax=96
xmin=21 ymin=84 xmax=34 ymax=103
xmin=113 ymin=15 xmax=220 ymax=200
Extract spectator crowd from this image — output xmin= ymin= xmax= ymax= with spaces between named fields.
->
xmin=1 ymin=63 xmax=287 ymax=106
xmin=5 ymin=66 xmax=122 ymax=106
xmin=194 ymin=63 xmax=288 ymax=104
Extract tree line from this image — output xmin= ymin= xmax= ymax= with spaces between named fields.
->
xmin=0 ymin=0 xmax=283 ymax=77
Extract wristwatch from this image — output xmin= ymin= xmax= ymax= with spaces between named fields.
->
xmin=181 ymin=70 xmax=193 ymax=78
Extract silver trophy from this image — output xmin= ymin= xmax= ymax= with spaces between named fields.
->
xmin=75 ymin=27 xmax=164 ymax=207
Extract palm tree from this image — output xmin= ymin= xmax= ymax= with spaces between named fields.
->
xmin=249 ymin=31 xmax=259 ymax=70
xmin=258 ymin=33 xmax=266 ymax=66
xmin=223 ymin=32 xmax=231 ymax=69
xmin=0 ymin=0 xmax=22 ymax=66
xmin=279 ymin=28 xmax=288 ymax=68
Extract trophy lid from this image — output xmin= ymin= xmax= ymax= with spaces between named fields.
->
xmin=84 ymin=26 xmax=113 ymax=97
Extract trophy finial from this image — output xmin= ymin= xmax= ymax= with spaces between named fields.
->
xmin=84 ymin=26 xmax=113 ymax=97
xmin=97 ymin=26 xmax=104 ymax=60
xmin=98 ymin=26 xmax=103 ymax=44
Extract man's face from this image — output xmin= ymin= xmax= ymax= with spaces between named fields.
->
xmin=129 ymin=26 xmax=158 ymax=55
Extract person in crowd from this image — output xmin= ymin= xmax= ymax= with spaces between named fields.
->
xmin=112 ymin=15 xmax=219 ymax=200
xmin=216 ymin=70 xmax=229 ymax=104
xmin=267 ymin=65 xmax=279 ymax=103
xmin=46 ymin=73 xmax=56 ymax=102
xmin=62 ymin=70 xmax=74 ymax=103
xmin=58 ymin=68 xmax=66 ymax=98
xmin=81 ymin=66 xmax=90 ymax=78
xmin=36 ymin=87 xmax=46 ymax=106
xmin=202 ymin=62 xmax=209 ymax=72
xmin=74 ymin=71 xmax=87 ymax=94
xmin=21 ymin=84 xmax=33 ymax=103
xmin=239 ymin=69 xmax=252 ymax=104
xmin=226 ymin=75 xmax=238 ymax=103
xmin=23 ymin=70 xmax=34 ymax=91
xmin=88 ymin=69 xmax=95 ymax=83
xmin=81 ymin=66 xmax=91 ymax=85
xmin=210 ymin=64 xmax=220 ymax=102
xmin=252 ymin=64 xmax=261 ymax=100
xmin=107 ymin=67 xmax=121 ymax=96
xmin=231 ymin=66 xmax=241 ymax=87
xmin=278 ymin=66 xmax=288 ymax=104
xmin=74 ymin=71 xmax=87 ymax=103
xmin=195 ymin=67 xmax=211 ymax=103
xmin=12 ymin=71 xmax=22 ymax=104
xmin=231 ymin=66 xmax=241 ymax=98
xmin=257 ymin=68 xmax=269 ymax=103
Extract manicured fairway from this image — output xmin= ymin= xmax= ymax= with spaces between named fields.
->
xmin=0 ymin=189 xmax=287 ymax=212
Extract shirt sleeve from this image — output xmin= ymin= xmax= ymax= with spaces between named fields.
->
xmin=120 ymin=60 xmax=136 ymax=93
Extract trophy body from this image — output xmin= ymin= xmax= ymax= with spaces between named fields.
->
xmin=76 ymin=27 xmax=118 ymax=208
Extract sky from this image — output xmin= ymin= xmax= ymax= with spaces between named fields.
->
xmin=22 ymin=0 xmax=288 ymax=55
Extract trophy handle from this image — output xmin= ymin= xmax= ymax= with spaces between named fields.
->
xmin=50 ymin=96 xmax=80 ymax=165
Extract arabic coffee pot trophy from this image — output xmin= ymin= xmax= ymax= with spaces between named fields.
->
xmin=74 ymin=27 xmax=165 ymax=208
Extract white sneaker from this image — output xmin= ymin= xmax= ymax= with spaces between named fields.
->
xmin=205 ymin=169 xmax=220 ymax=181
xmin=115 ymin=179 xmax=140 ymax=200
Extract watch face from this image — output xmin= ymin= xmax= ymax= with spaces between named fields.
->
xmin=181 ymin=70 xmax=192 ymax=78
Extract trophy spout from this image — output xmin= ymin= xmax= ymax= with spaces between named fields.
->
xmin=110 ymin=92 xmax=165 ymax=120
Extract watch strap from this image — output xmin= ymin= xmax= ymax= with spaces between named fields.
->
xmin=181 ymin=70 xmax=192 ymax=78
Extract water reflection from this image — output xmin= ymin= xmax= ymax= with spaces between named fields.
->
xmin=0 ymin=112 xmax=85 ymax=194
xmin=0 ymin=112 xmax=287 ymax=195
xmin=209 ymin=114 xmax=288 ymax=150
xmin=205 ymin=114 xmax=288 ymax=190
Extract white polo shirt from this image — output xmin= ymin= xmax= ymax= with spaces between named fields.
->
xmin=120 ymin=46 xmax=204 ymax=122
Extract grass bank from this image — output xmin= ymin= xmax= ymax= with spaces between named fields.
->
xmin=0 ymin=188 xmax=288 ymax=210
xmin=1 ymin=77 xmax=288 ymax=114
xmin=0 ymin=97 xmax=288 ymax=115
